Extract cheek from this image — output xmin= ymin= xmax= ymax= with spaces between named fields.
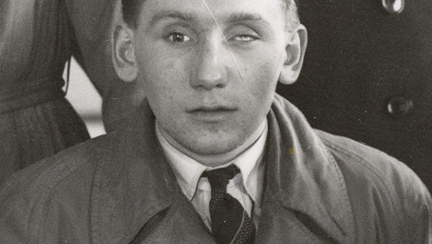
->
xmin=249 ymin=58 xmax=281 ymax=94
xmin=137 ymin=54 xmax=183 ymax=96
xmin=135 ymin=42 xmax=181 ymax=77
xmin=137 ymin=66 xmax=178 ymax=119
xmin=245 ymin=46 xmax=284 ymax=81
xmin=240 ymin=58 xmax=281 ymax=118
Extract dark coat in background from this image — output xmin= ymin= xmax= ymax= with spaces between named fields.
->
xmin=278 ymin=0 xmax=432 ymax=189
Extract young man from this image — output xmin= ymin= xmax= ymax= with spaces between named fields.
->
xmin=0 ymin=0 xmax=430 ymax=243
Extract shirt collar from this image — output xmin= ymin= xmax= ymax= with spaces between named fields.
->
xmin=156 ymin=120 xmax=268 ymax=202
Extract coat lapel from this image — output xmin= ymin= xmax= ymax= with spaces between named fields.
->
xmin=130 ymin=196 xmax=216 ymax=243
xmin=256 ymin=95 xmax=356 ymax=243
xmin=89 ymin=101 xmax=216 ymax=243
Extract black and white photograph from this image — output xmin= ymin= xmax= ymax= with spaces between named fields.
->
xmin=0 ymin=0 xmax=431 ymax=243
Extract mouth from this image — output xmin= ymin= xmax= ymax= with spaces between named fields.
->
xmin=187 ymin=106 xmax=237 ymax=122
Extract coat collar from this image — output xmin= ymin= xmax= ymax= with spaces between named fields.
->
xmin=259 ymin=94 xmax=355 ymax=243
xmin=89 ymin=100 xmax=182 ymax=243
xmin=89 ymin=96 xmax=355 ymax=243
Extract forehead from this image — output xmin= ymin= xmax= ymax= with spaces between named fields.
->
xmin=137 ymin=0 xmax=286 ymax=28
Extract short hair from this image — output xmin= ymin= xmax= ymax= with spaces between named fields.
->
xmin=122 ymin=0 xmax=300 ymax=30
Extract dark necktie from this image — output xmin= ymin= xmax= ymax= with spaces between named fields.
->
xmin=202 ymin=165 xmax=255 ymax=244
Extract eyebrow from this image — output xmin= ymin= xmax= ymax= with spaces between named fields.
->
xmin=149 ymin=10 xmax=198 ymax=27
xmin=225 ymin=13 xmax=271 ymax=27
xmin=149 ymin=10 xmax=270 ymax=28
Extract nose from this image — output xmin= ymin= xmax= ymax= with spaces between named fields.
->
xmin=190 ymin=41 xmax=227 ymax=90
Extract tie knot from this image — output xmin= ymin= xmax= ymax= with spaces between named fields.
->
xmin=202 ymin=164 xmax=240 ymax=190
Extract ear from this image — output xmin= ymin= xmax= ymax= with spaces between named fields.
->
xmin=112 ymin=23 xmax=139 ymax=82
xmin=279 ymin=25 xmax=308 ymax=85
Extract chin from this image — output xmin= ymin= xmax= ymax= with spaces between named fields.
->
xmin=192 ymin=144 xmax=233 ymax=156
xmin=193 ymin=138 xmax=238 ymax=152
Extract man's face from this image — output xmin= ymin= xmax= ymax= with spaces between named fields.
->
xmin=132 ymin=0 xmax=292 ymax=157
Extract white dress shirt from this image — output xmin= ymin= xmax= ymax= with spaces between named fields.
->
xmin=156 ymin=120 xmax=268 ymax=230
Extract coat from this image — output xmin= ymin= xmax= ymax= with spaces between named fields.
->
xmin=277 ymin=0 xmax=432 ymax=190
xmin=0 ymin=95 xmax=430 ymax=243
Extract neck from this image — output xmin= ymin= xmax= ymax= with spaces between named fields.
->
xmin=157 ymin=121 xmax=267 ymax=168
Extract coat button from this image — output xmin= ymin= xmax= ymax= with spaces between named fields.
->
xmin=387 ymin=96 xmax=414 ymax=117
xmin=382 ymin=0 xmax=405 ymax=14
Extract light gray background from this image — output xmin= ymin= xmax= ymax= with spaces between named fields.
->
xmin=63 ymin=58 xmax=105 ymax=138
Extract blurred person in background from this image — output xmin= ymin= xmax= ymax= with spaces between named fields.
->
xmin=0 ymin=0 xmax=139 ymax=184
xmin=278 ymin=0 xmax=432 ymax=190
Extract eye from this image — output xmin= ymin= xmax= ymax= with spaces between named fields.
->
xmin=167 ymin=32 xmax=191 ymax=43
xmin=232 ymin=35 xmax=258 ymax=42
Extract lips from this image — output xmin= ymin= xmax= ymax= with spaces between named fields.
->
xmin=187 ymin=106 xmax=237 ymax=122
